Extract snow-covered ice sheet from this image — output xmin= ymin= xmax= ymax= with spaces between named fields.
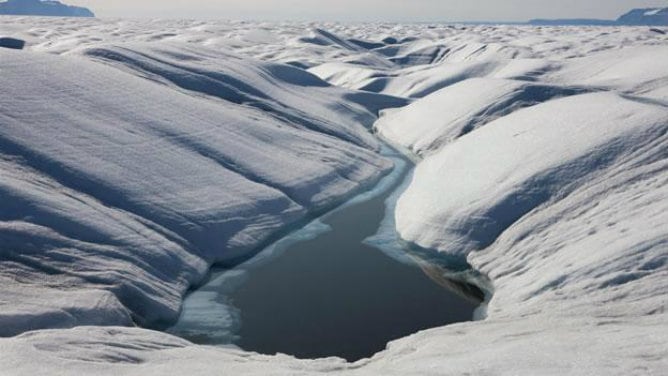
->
xmin=374 ymin=78 xmax=588 ymax=155
xmin=0 ymin=17 xmax=667 ymax=375
xmin=395 ymin=92 xmax=667 ymax=255
xmin=0 ymin=42 xmax=393 ymax=335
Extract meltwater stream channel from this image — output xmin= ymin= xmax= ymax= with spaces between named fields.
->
xmin=168 ymin=145 xmax=480 ymax=362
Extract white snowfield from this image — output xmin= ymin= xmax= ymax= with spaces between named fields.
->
xmin=1 ymin=17 xmax=667 ymax=375
xmin=374 ymin=78 xmax=589 ymax=155
xmin=0 ymin=39 xmax=393 ymax=335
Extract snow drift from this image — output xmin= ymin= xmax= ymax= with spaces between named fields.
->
xmin=375 ymin=78 xmax=588 ymax=155
xmin=0 ymin=46 xmax=393 ymax=335
xmin=395 ymin=92 xmax=667 ymax=256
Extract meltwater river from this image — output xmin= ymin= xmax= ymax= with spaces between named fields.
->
xmin=168 ymin=146 xmax=480 ymax=362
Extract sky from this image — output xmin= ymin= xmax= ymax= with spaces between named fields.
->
xmin=66 ymin=1 xmax=668 ymax=22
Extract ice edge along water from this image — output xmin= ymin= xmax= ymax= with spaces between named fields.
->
xmin=0 ymin=43 xmax=397 ymax=335
xmin=167 ymin=143 xmax=479 ymax=351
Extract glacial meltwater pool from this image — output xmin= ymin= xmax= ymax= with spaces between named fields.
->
xmin=168 ymin=146 xmax=481 ymax=362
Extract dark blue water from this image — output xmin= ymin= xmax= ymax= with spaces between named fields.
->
xmin=169 ymin=150 xmax=480 ymax=362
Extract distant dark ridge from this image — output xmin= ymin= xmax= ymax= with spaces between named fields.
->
xmin=530 ymin=7 xmax=668 ymax=26
xmin=0 ymin=0 xmax=94 ymax=17
xmin=529 ymin=18 xmax=617 ymax=26
xmin=617 ymin=7 xmax=668 ymax=25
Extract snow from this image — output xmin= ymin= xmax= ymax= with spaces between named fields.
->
xmin=545 ymin=46 xmax=668 ymax=102
xmin=375 ymin=78 xmax=587 ymax=155
xmin=167 ymin=144 xmax=414 ymax=344
xmin=0 ymin=44 xmax=393 ymax=334
xmin=0 ymin=17 xmax=667 ymax=375
xmin=395 ymin=90 xmax=667 ymax=262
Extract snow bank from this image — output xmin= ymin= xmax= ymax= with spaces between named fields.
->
xmin=395 ymin=92 xmax=667 ymax=255
xmin=1 ymin=315 xmax=666 ymax=375
xmin=375 ymin=78 xmax=587 ymax=155
xmin=385 ymin=91 xmax=667 ymax=374
xmin=0 ymin=47 xmax=392 ymax=335
xmin=77 ymin=43 xmax=384 ymax=149
xmin=546 ymin=46 xmax=668 ymax=102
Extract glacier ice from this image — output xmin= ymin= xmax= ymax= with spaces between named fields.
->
xmin=0 ymin=17 xmax=666 ymax=375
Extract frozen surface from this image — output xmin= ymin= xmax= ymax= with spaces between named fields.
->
xmin=375 ymin=78 xmax=588 ymax=155
xmin=396 ymin=92 xmax=668 ymax=255
xmin=0 ymin=17 xmax=667 ymax=375
xmin=0 ymin=42 xmax=393 ymax=335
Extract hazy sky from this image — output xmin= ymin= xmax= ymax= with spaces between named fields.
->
xmin=66 ymin=1 xmax=668 ymax=22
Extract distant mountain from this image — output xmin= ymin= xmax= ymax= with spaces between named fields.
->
xmin=528 ymin=18 xmax=617 ymax=26
xmin=530 ymin=7 xmax=668 ymax=26
xmin=0 ymin=0 xmax=94 ymax=17
xmin=617 ymin=7 xmax=668 ymax=25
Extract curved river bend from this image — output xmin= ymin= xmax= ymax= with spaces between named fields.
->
xmin=168 ymin=146 xmax=480 ymax=362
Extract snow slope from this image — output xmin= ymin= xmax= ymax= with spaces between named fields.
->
xmin=0 ymin=17 xmax=667 ymax=375
xmin=395 ymin=90 xmax=667 ymax=280
xmin=0 ymin=45 xmax=393 ymax=335
xmin=374 ymin=78 xmax=588 ymax=155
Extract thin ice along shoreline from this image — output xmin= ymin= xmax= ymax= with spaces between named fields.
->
xmin=167 ymin=143 xmax=483 ymax=361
